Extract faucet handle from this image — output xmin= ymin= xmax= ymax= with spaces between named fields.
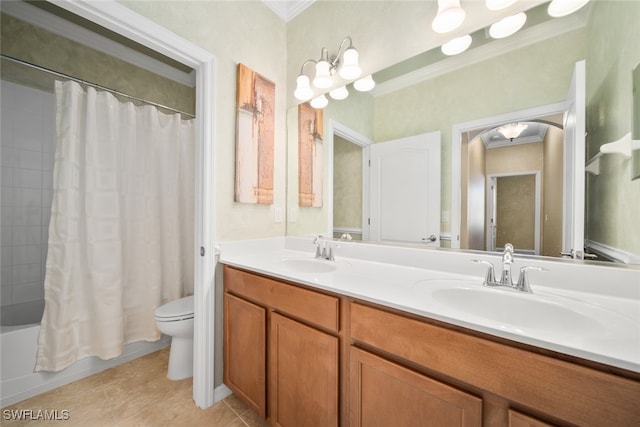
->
xmin=516 ymin=266 xmax=544 ymax=293
xmin=472 ymin=260 xmax=496 ymax=286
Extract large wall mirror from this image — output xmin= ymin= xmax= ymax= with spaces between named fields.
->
xmin=286 ymin=0 xmax=640 ymax=265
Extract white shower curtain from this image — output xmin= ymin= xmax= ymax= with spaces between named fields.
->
xmin=36 ymin=81 xmax=195 ymax=372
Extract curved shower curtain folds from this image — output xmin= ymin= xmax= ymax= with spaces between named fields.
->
xmin=36 ymin=80 xmax=195 ymax=372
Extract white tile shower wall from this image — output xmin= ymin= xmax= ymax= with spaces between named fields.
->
xmin=1 ymin=80 xmax=55 ymax=306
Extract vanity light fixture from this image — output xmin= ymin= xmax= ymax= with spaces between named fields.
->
xmin=353 ymin=75 xmax=376 ymax=92
xmin=548 ymin=0 xmax=590 ymax=17
xmin=294 ymin=36 xmax=362 ymax=101
xmin=441 ymin=34 xmax=472 ymax=56
xmin=485 ymin=0 xmax=518 ymax=11
xmin=432 ymin=0 xmax=466 ymax=34
xmin=329 ymin=86 xmax=349 ymax=100
xmin=497 ymin=122 xmax=528 ymax=141
xmin=489 ymin=12 xmax=527 ymax=39
xmin=310 ymin=94 xmax=329 ymax=109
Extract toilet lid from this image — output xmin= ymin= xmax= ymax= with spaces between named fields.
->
xmin=154 ymin=295 xmax=194 ymax=320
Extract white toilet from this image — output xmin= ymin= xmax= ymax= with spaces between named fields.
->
xmin=154 ymin=295 xmax=194 ymax=380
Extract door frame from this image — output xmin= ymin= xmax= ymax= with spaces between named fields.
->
xmin=451 ymin=102 xmax=566 ymax=249
xmin=327 ymin=120 xmax=373 ymax=239
xmin=51 ymin=0 xmax=217 ymax=408
xmin=487 ymin=171 xmax=541 ymax=255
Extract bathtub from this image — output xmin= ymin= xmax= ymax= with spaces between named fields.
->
xmin=1 ymin=300 xmax=170 ymax=407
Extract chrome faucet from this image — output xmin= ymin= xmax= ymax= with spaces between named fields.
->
xmin=500 ymin=243 xmax=514 ymax=286
xmin=472 ymin=244 xmax=543 ymax=293
xmin=313 ymin=236 xmax=335 ymax=261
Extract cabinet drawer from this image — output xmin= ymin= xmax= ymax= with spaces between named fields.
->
xmin=350 ymin=301 xmax=640 ymax=426
xmin=224 ymin=265 xmax=339 ymax=332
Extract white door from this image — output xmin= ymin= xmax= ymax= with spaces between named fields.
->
xmin=562 ymin=60 xmax=586 ymax=258
xmin=369 ymin=132 xmax=441 ymax=245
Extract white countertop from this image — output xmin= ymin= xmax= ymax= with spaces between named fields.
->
xmin=218 ymin=237 xmax=640 ymax=374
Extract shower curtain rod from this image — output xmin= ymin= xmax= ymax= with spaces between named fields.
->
xmin=1 ymin=54 xmax=195 ymax=118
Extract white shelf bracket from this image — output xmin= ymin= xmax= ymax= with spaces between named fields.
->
xmin=599 ymin=132 xmax=640 ymax=158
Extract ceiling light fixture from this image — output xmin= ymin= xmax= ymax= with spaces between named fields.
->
xmin=547 ymin=0 xmax=590 ymax=17
xmin=489 ymin=12 xmax=527 ymax=39
xmin=441 ymin=34 xmax=472 ymax=56
xmin=497 ymin=122 xmax=528 ymax=141
xmin=432 ymin=0 xmax=466 ymax=34
xmin=294 ymin=36 xmax=363 ymax=103
xmin=485 ymin=0 xmax=518 ymax=11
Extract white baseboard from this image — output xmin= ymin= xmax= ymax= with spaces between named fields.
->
xmin=213 ymin=384 xmax=233 ymax=403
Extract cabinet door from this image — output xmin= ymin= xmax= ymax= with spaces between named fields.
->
xmin=224 ymin=293 xmax=267 ymax=418
xmin=269 ymin=312 xmax=339 ymax=427
xmin=350 ymin=347 xmax=482 ymax=427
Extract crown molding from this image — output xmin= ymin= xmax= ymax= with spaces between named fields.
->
xmin=262 ymin=0 xmax=315 ymax=22
xmin=373 ymin=11 xmax=587 ymax=97
xmin=2 ymin=0 xmax=196 ymax=87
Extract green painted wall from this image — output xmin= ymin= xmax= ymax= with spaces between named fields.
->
xmin=0 ymin=13 xmax=195 ymax=115
xmin=585 ymin=0 xmax=640 ymax=257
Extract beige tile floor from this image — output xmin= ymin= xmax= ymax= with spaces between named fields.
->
xmin=1 ymin=348 xmax=267 ymax=426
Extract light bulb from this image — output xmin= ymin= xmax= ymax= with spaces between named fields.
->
xmin=489 ymin=12 xmax=527 ymax=39
xmin=339 ymin=47 xmax=362 ymax=80
xmin=441 ymin=34 xmax=472 ymax=56
xmin=432 ymin=0 xmax=466 ymax=34
xmin=329 ymin=86 xmax=349 ymax=100
xmin=294 ymin=74 xmax=313 ymax=101
xmin=313 ymin=60 xmax=332 ymax=89
xmin=548 ymin=0 xmax=590 ymax=17
xmin=310 ymin=94 xmax=328 ymax=109
xmin=354 ymin=75 xmax=375 ymax=92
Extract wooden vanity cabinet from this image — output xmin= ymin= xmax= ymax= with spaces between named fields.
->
xmin=223 ymin=265 xmax=340 ymax=427
xmin=350 ymin=301 xmax=640 ymax=427
xmin=224 ymin=265 xmax=640 ymax=427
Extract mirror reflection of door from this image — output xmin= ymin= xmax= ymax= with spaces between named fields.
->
xmin=369 ymin=132 xmax=441 ymax=246
xmin=488 ymin=174 xmax=539 ymax=255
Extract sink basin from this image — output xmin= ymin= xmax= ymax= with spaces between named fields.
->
xmin=278 ymin=258 xmax=338 ymax=274
xmin=431 ymin=287 xmax=630 ymax=336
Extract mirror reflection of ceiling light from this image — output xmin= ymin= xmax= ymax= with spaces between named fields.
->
xmin=497 ymin=122 xmax=528 ymax=141
xmin=354 ymin=75 xmax=376 ymax=92
xmin=548 ymin=0 xmax=591 ymax=17
xmin=441 ymin=34 xmax=472 ymax=56
xmin=310 ymin=94 xmax=329 ymax=109
xmin=485 ymin=0 xmax=518 ymax=11
xmin=329 ymin=86 xmax=349 ymax=100
xmin=489 ymin=12 xmax=527 ymax=39
xmin=432 ymin=0 xmax=466 ymax=33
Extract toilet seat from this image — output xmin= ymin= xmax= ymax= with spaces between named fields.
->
xmin=154 ymin=295 xmax=194 ymax=322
